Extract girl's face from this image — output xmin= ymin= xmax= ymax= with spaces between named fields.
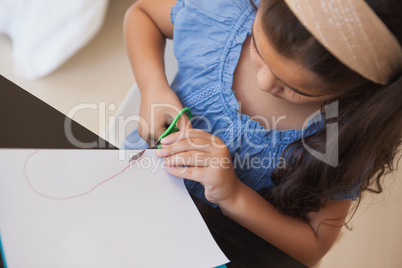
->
xmin=250 ymin=11 xmax=335 ymax=105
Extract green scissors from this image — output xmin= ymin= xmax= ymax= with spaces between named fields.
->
xmin=128 ymin=107 xmax=192 ymax=162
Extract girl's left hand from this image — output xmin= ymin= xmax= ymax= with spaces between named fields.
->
xmin=155 ymin=129 xmax=240 ymax=206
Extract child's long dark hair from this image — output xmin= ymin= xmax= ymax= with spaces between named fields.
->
xmin=255 ymin=0 xmax=402 ymax=221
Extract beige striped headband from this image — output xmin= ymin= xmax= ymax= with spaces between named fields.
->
xmin=284 ymin=0 xmax=402 ymax=85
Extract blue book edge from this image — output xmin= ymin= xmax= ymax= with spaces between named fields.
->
xmin=0 ymin=233 xmax=7 ymax=268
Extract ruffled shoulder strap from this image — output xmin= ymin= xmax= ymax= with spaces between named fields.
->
xmin=171 ymin=0 xmax=185 ymax=24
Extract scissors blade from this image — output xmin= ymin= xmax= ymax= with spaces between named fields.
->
xmin=128 ymin=141 xmax=161 ymax=163
xmin=129 ymin=149 xmax=146 ymax=163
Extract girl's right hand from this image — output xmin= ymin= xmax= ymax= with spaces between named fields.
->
xmin=138 ymin=86 xmax=192 ymax=145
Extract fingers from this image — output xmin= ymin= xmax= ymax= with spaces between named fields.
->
xmin=157 ymin=137 xmax=212 ymax=157
xmin=137 ymin=113 xmax=173 ymax=145
xmin=162 ymin=151 xmax=232 ymax=170
xmin=142 ymin=110 xmax=183 ymax=145
xmin=161 ymin=151 xmax=214 ymax=166
xmin=165 ymin=166 xmax=205 ymax=183
xmin=146 ymin=125 xmax=167 ymax=145
xmin=161 ymin=128 xmax=223 ymax=146
xmin=158 ymin=108 xmax=192 ymax=140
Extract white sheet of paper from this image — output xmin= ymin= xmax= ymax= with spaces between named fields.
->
xmin=0 ymin=149 xmax=229 ymax=268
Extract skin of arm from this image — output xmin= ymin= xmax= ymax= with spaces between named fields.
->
xmin=123 ymin=0 xmax=191 ymax=144
xmin=123 ymin=0 xmax=175 ymax=91
xmin=157 ymin=129 xmax=352 ymax=267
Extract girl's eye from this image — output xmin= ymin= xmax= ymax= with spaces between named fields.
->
xmin=250 ymin=33 xmax=321 ymax=101
xmin=284 ymin=86 xmax=313 ymax=100
xmin=250 ymin=36 xmax=260 ymax=56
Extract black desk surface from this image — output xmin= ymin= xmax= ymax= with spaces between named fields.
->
xmin=0 ymin=75 xmax=306 ymax=268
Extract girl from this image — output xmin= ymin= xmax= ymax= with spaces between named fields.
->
xmin=123 ymin=0 xmax=402 ymax=266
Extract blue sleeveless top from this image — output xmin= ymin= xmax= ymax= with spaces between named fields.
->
xmin=124 ymin=0 xmax=358 ymax=207
xmin=169 ymin=0 xmax=347 ymax=207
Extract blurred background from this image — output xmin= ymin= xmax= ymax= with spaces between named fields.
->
xmin=0 ymin=0 xmax=134 ymax=138
xmin=0 ymin=0 xmax=401 ymax=267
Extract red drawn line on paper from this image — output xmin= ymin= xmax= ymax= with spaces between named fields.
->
xmin=24 ymin=150 xmax=135 ymax=200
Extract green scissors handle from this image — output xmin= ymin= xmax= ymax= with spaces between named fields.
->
xmin=156 ymin=107 xmax=192 ymax=149
xmin=128 ymin=108 xmax=192 ymax=163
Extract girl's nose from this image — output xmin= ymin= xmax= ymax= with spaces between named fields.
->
xmin=257 ymin=66 xmax=283 ymax=94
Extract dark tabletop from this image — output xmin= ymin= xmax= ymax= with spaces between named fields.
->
xmin=0 ymin=75 xmax=306 ymax=268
